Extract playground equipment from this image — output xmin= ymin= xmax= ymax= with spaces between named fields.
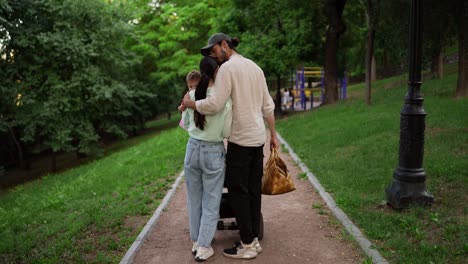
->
xmin=291 ymin=66 xmax=347 ymax=110
xmin=295 ymin=66 xmax=324 ymax=110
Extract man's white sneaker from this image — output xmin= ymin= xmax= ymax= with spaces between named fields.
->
xmin=195 ymin=246 xmax=214 ymax=262
xmin=253 ymin=237 xmax=263 ymax=253
xmin=223 ymin=241 xmax=258 ymax=259
xmin=191 ymin=241 xmax=198 ymax=255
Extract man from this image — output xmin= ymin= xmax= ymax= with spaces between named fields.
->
xmin=183 ymin=33 xmax=279 ymax=259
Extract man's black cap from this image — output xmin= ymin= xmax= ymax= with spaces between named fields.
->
xmin=200 ymin=33 xmax=231 ymax=56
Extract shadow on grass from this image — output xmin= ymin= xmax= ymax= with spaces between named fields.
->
xmin=1 ymin=118 xmax=179 ymax=190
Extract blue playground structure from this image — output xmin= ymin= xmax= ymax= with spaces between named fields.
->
xmin=292 ymin=66 xmax=347 ymax=111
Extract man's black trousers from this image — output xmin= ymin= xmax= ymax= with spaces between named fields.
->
xmin=225 ymin=142 xmax=264 ymax=244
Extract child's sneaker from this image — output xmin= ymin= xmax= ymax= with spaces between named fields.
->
xmin=191 ymin=241 xmax=198 ymax=255
xmin=253 ymin=237 xmax=262 ymax=253
xmin=195 ymin=246 xmax=214 ymax=262
xmin=223 ymin=241 xmax=258 ymax=259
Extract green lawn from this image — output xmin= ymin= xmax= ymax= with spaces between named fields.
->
xmin=277 ymin=72 xmax=467 ymax=263
xmin=0 ymin=127 xmax=188 ymax=263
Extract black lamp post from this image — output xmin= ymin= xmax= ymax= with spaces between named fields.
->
xmin=385 ymin=0 xmax=434 ymax=209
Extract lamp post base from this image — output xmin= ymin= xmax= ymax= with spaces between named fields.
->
xmin=386 ymin=178 xmax=434 ymax=209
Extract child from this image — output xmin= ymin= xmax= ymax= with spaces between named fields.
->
xmin=180 ymin=56 xmax=232 ymax=261
xmin=178 ymin=70 xmax=201 ymax=129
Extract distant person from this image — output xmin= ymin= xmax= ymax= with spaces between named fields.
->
xmin=178 ymin=70 xmax=201 ymax=129
xmin=282 ymin=88 xmax=289 ymax=110
xmin=183 ymin=33 xmax=279 ymax=260
xmin=178 ymin=56 xmax=232 ymax=261
xmin=289 ymin=88 xmax=295 ymax=110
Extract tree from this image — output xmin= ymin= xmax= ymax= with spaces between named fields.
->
xmin=0 ymin=1 xmax=23 ymax=167
xmin=130 ymin=1 xmax=221 ymax=115
xmin=374 ymin=0 xmax=410 ymax=78
xmin=362 ymin=0 xmax=379 ymax=105
xmin=338 ymin=1 xmax=366 ymax=81
xmin=324 ymin=0 xmax=347 ymax=104
xmin=219 ymin=0 xmax=326 ymax=112
xmin=227 ymin=0 xmax=297 ymax=114
xmin=422 ymin=0 xmax=455 ymax=79
xmin=0 ymin=0 xmax=152 ymax=170
xmin=452 ymin=0 xmax=467 ymax=97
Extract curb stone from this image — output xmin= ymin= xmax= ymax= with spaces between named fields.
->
xmin=277 ymin=132 xmax=389 ymax=264
xmin=119 ymin=171 xmax=185 ymax=264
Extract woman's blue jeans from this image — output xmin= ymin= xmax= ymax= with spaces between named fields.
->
xmin=184 ymin=137 xmax=225 ymax=247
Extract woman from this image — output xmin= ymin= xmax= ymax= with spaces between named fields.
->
xmin=180 ymin=56 xmax=232 ymax=262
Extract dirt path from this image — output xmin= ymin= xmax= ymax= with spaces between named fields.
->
xmin=133 ymin=136 xmax=363 ymax=263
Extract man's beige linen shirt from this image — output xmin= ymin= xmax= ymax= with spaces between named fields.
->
xmin=195 ymin=54 xmax=275 ymax=147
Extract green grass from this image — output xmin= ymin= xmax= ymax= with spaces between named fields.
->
xmin=277 ymin=72 xmax=467 ymax=263
xmin=0 ymin=127 xmax=188 ymax=263
xmin=297 ymin=172 xmax=308 ymax=180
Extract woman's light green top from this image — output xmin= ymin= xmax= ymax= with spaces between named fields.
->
xmin=182 ymin=87 xmax=232 ymax=142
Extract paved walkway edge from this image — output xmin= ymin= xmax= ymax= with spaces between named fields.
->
xmin=277 ymin=133 xmax=389 ymax=264
xmin=120 ymin=171 xmax=185 ymax=264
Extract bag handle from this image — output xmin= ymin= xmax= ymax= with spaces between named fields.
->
xmin=266 ymin=148 xmax=277 ymax=167
xmin=271 ymin=147 xmax=279 ymax=159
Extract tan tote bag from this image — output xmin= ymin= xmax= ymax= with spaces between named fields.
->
xmin=262 ymin=148 xmax=296 ymax=195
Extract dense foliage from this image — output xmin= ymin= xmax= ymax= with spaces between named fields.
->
xmin=0 ymin=0 xmax=154 ymax=168
xmin=0 ymin=0 xmax=465 ymax=172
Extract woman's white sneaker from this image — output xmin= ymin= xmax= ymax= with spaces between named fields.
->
xmin=195 ymin=246 xmax=214 ymax=262
xmin=253 ymin=237 xmax=263 ymax=253
xmin=191 ymin=241 xmax=198 ymax=255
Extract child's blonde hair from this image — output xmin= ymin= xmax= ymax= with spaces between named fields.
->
xmin=186 ymin=70 xmax=201 ymax=82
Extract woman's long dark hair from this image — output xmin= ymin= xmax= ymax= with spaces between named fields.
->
xmin=194 ymin=56 xmax=218 ymax=130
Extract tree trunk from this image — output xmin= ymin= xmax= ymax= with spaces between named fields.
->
xmin=324 ymin=35 xmax=339 ymax=104
xmin=9 ymin=127 xmax=25 ymax=169
xmin=324 ymin=0 xmax=347 ymax=104
xmin=381 ymin=49 xmax=392 ymax=78
xmin=365 ymin=28 xmax=375 ymax=105
xmin=437 ymin=52 xmax=443 ymax=79
xmin=275 ymin=74 xmax=283 ymax=114
xmin=431 ymin=50 xmax=444 ymax=79
xmin=364 ymin=0 xmax=379 ymax=104
xmin=371 ymin=54 xmax=377 ymax=81
xmin=455 ymin=14 xmax=467 ymax=97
